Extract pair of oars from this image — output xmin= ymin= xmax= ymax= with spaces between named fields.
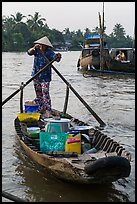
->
xmin=2 ymin=49 xmax=106 ymax=127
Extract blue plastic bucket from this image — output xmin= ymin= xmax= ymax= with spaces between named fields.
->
xmin=24 ymin=104 xmax=39 ymax=113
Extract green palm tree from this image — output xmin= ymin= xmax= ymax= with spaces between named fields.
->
xmin=2 ymin=16 xmax=15 ymax=32
xmin=113 ymin=23 xmax=126 ymax=40
xmin=27 ymin=12 xmax=47 ymax=31
xmin=11 ymin=12 xmax=26 ymax=24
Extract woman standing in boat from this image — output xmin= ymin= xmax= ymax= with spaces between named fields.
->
xmin=27 ymin=36 xmax=61 ymax=117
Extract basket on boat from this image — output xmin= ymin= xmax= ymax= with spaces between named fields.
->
xmin=17 ymin=113 xmax=41 ymax=123
xmin=40 ymin=130 xmax=68 ymax=153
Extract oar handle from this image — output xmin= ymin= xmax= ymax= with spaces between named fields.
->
xmin=38 ymin=49 xmax=106 ymax=127
xmin=2 ymin=191 xmax=27 ymax=202
xmin=2 ymin=56 xmax=57 ymax=106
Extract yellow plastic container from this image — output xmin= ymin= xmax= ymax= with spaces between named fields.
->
xmin=65 ymin=139 xmax=81 ymax=154
xmin=65 ymin=133 xmax=81 ymax=154
xmin=17 ymin=113 xmax=41 ymax=122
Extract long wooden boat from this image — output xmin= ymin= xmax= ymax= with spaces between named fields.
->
xmin=77 ymin=36 xmax=135 ymax=75
xmin=106 ymin=48 xmax=135 ymax=73
xmin=14 ymin=92 xmax=131 ymax=184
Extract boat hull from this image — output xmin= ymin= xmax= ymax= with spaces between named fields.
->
xmin=14 ymin=111 xmax=131 ymax=184
xmin=77 ymin=47 xmax=135 ymax=74
xmin=16 ymin=132 xmax=131 ymax=184
xmin=77 ymin=48 xmax=109 ymax=71
xmin=106 ymin=58 xmax=135 ymax=73
xmin=81 ymin=69 xmax=135 ymax=78
xmin=79 ymin=55 xmax=100 ymax=70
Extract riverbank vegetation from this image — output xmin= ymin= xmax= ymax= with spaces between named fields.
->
xmin=2 ymin=12 xmax=134 ymax=52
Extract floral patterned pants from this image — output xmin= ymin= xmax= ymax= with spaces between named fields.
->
xmin=33 ymin=79 xmax=51 ymax=113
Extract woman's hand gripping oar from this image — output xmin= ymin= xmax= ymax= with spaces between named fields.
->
xmin=2 ymin=56 xmax=58 ymax=106
xmin=37 ymin=49 xmax=106 ymax=128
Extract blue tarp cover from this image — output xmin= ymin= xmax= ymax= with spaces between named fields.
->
xmin=85 ymin=34 xmax=100 ymax=39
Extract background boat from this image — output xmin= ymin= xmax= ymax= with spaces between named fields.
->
xmin=106 ymin=48 xmax=135 ymax=73
xmin=77 ymin=37 xmax=135 ymax=75
xmin=77 ymin=5 xmax=135 ymax=76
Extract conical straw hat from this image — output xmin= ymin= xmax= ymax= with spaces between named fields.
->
xmin=34 ymin=36 xmax=53 ymax=48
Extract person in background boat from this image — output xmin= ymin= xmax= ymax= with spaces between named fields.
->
xmin=115 ymin=50 xmax=126 ymax=61
xmin=27 ymin=36 xmax=62 ymax=117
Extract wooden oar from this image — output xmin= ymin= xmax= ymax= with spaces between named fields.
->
xmin=2 ymin=56 xmax=58 ymax=106
xmin=2 ymin=191 xmax=27 ymax=202
xmin=38 ymin=49 xmax=106 ymax=127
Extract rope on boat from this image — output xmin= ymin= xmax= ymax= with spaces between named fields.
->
xmin=2 ymin=190 xmax=28 ymax=202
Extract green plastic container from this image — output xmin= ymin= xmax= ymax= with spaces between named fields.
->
xmin=40 ymin=130 xmax=68 ymax=153
xmin=27 ymin=127 xmax=40 ymax=139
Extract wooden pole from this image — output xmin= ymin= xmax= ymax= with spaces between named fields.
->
xmin=102 ymin=2 xmax=105 ymax=47
xmin=102 ymin=2 xmax=105 ymax=69
xmin=99 ymin=12 xmax=103 ymax=70
xmin=20 ymin=82 xmax=24 ymax=113
xmin=99 ymin=2 xmax=105 ymax=70
xmin=63 ymin=85 xmax=69 ymax=114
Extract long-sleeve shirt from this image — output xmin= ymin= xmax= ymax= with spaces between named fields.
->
xmin=28 ymin=47 xmax=56 ymax=82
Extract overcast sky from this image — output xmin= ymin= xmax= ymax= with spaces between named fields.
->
xmin=2 ymin=2 xmax=135 ymax=37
